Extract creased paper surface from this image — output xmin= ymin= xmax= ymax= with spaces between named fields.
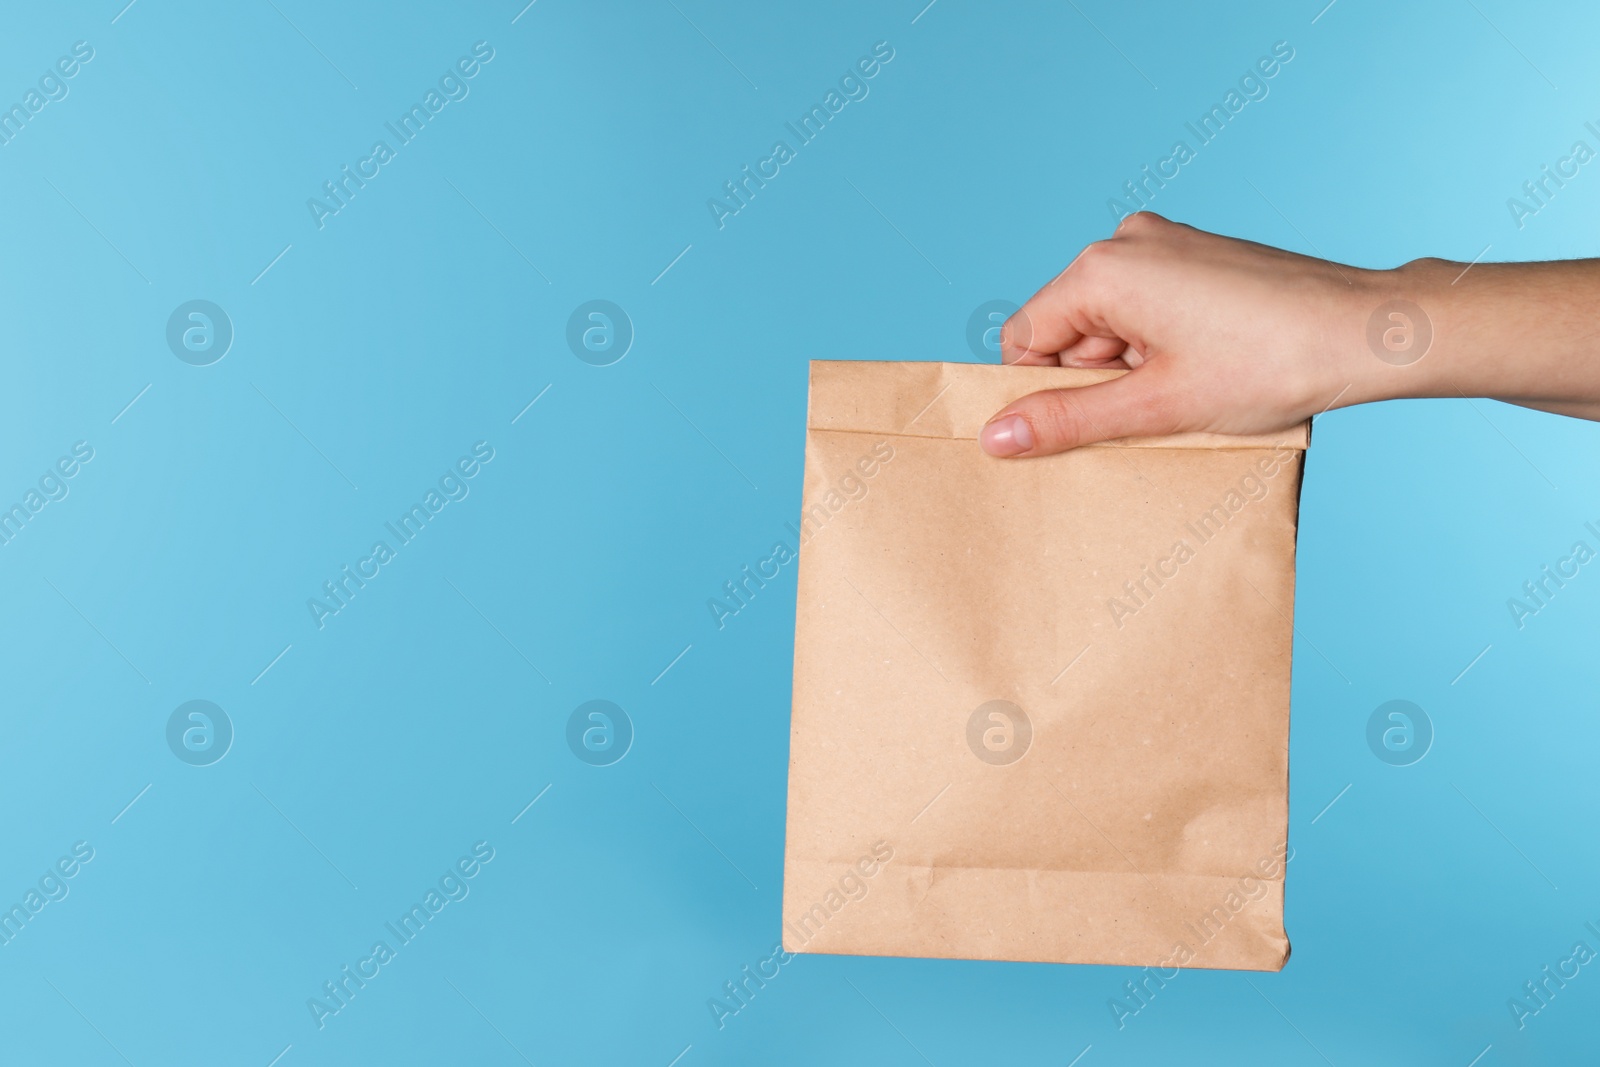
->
xmin=782 ymin=361 xmax=1306 ymax=970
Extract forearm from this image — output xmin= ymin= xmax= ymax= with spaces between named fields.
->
xmin=1349 ymin=258 xmax=1600 ymax=415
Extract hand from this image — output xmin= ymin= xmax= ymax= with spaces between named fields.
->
xmin=980 ymin=213 xmax=1404 ymax=456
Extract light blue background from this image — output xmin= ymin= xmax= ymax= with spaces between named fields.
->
xmin=1 ymin=1 xmax=1596 ymax=1064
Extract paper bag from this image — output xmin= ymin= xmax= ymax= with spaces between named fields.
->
xmin=782 ymin=361 xmax=1308 ymax=971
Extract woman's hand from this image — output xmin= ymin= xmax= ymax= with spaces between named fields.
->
xmin=979 ymin=212 xmax=1600 ymax=456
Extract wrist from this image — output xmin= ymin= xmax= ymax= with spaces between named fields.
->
xmin=1337 ymin=258 xmax=1461 ymax=406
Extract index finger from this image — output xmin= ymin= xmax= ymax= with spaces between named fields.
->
xmin=999 ymin=241 xmax=1119 ymax=365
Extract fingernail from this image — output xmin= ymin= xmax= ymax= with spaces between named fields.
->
xmin=980 ymin=415 xmax=1033 ymax=457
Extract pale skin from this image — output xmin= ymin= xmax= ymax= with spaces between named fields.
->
xmin=979 ymin=211 xmax=1600 ymax=457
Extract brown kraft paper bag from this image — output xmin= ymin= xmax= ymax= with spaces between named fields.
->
xmin=782 ymin=360 xmax=1308 ymax=971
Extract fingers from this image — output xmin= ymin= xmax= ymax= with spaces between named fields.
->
xmin=979 ymin=369 xmax=1179 ymax=457
xmin=1005 ymin=335 xmax=1129 ymax=368
xmin=985 ymin=214 xmax=1182 ymax=454
xmin=999 ymin=241 xmax=1131 ymax=365
xmin=999 ymin=212 xmax=1174 ymax=365
xmin=998 ymin=249 xmax=1103 ymax=365
xmin=1056 ymin=334 xmax=1129 ymax=368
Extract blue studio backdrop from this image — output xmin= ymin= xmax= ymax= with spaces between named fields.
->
xmin=0 ymin=1 xmax=1597 ymax=1064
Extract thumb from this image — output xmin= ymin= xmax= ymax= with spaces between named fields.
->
xmin=978 ymin=371 xmax=1179 ymax=457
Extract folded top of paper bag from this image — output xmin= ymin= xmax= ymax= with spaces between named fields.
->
xmin=807 ymin=360 xmax=1309 ymax=450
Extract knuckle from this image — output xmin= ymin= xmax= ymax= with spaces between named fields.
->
xmin=1073 ymin=239 xmax=1117 ymax=275
xmin=1026 ymin=390 xmax=1086 ymax=449
xmin=1115 ymin=211 xmax=1156 ymax=236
